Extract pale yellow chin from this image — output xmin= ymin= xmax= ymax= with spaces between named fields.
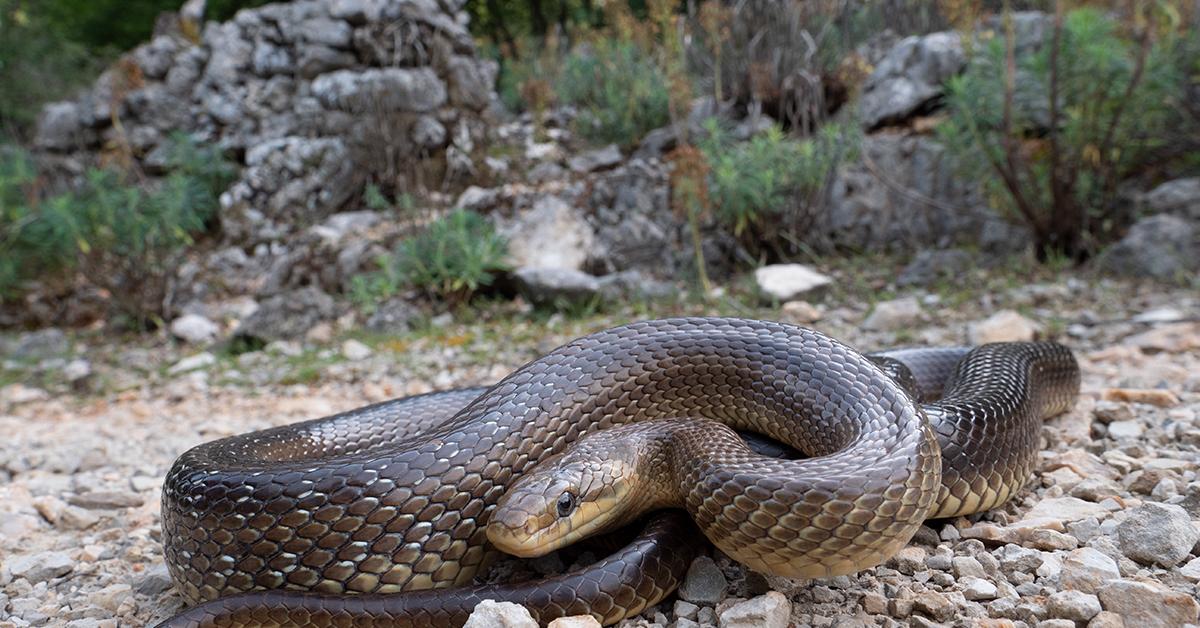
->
xmin=486 ymin=499 xmax=624 ymax=557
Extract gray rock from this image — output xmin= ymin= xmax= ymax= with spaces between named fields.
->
xmin=678 ymin=556 xmax=727 ymax=604
xmin=229 ymin=137 xmax=356 ymax=236
xmin=1097 ymin=579 xmax=1200 ymax=628
xmin=463 ymin=600 xmax=537 ymax=628
xmin=8 ymin=552 xmax=73 ymax=584
xmin=960 ymin=577 xmax=998 ymax=601
xmin=10 ymin=329 xmax=69 ymax=359
xmin=718 ymin=591 xmax=790 ymax=628
xmin=170 ymin=314 xmax=221 ymax=344
xmin=1058 ymin=547 xmax=1120 ymax=594
xmin=512 ymin=267 xmax=600 ymax=307
xmin=968 ymin=310 xmax=1039 ymax=344
xmin=68 ymin=490 xmax=145 ymax=509
xmin=596 ymin=270 xmax=675 ymax=301
xmin=1142 ymin=177 xmax=1200 ymax=221
xmin=859 ymin=32 xmax=965 ymax=128
xmin=1095 ymin=214 xmax=1198 ymax=284
xmin=754 ymin=264 xmax=833 ymax=302
xmin=1047 ymin=590 xmax=1101 ymax=621
xmin=292 ymin=17 xmax=353 ymax=48
xmin=527 ymin=161 xmax=566 ymax=184
xmin=568 ymin=144 xmax=623 ymax=173
xmin=1115 ymin=502 xmax=1200 ymax=566
xmin=341 ymin=339 xmax=372 ymax=361
xmin=62 ymin=359 xmax=92 ymax=386
xmin=312 ymin=68 xmax=448 ymax=113
xmin=236 ymin=287 xmax=337 ymax=342
xmin=897 ymin=249 xmax=973 ymax=286
xmin=167 ymin=352 xmax=216 ymax=375
xmin=863 ymin=296 xmax=922 ymax=331
xmin=135 ymin=564 xmax=174 ymax=595
xmin=364 ymin=299 xmax=419 ymax=333
xmin=34 ymin=102 xmax=92 ymax=151
xmin=411 ymin=115 xmax=447 ymax=148
xmin=446 ymin=56 xmax=497 ymax=111
xmin=296 ymin=45 xmax=358 ymax=78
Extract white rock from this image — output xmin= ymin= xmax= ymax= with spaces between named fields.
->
xmin=960 ymin=576 xmax=998 ymax=601
xmin=498 ymin=195 xmax=596 ymax=271
xmin=1180 ymin=556 xmax=1200 ymax=582
xmin=969 ymin=309 xmax=1039 ymax=344
xmin=341 ymin=339 xmax=373 ymax=361
xmin=1106 ymin=420 xmax=1144 ymax=440
xmin=547 ymin=616 xmax=602 ymax=628
xmin=1116 ymin=502 xmax=1200 ymax=566
xmin=1047 ymin=590 xmax=1101 ymax=621
xmin=863 ymin=297 xmax=923 ymax=331
xmin=1058 ymin=547 xmax=1120 ymax=594
xmin=1021 ymin=496 xmax=1109 ymax=523
xmin=87 ymin=583 xmax=132 ymax=613
xmin=754 ymin=264 xmax=833 ymax=302
xmin=167 ymin=352 xmax=216 ymax=375
xmin=718 ymin=591 xmax=790 ymax=628
xmin=170 ymin=314 xmax=221 ymax=344
xmin=63 ymin=359 xmax=92 ymax=383
xmin=1 ymin=384 xmax=50 ymax=405
xmin=463 ymin=600 xmax=537 ymax=628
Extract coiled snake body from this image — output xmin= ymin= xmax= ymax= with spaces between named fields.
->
xmin=157 ymin=318 xmax=1079 ymax=627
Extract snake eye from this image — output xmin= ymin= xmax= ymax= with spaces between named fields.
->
xmin=556 ymin=492 xmax=576 ymax=518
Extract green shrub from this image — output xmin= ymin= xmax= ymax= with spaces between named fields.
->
xmin=352 ymin=209 xmax=509 ymax=308
xmin=0 ymin=134 xmax=235 ymax=324
xmin=938 ymin=7 xmax=1194 ymax=260
xmin=557 ymin=38 xmax=673 ymax=146
xmin=699 ymin=118 xmax=858 ymax=257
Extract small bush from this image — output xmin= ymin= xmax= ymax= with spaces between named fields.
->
xmin=939 ymin=7 xmax=1195 ymax=260
xmin=699 ymin=118 xmax=858 ymax=258
xmin=557 ymin=38 xmax=673 ymax=146
xmin=0 ymin=134 xmax=235 ymax=324
xmin=352 ymin=209 xmax=509 ymax=307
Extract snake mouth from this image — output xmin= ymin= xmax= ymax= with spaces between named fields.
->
xmin=488 ymin=496 xmax=624 ymax=557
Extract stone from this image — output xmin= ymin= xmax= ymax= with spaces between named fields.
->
xmin=34 ymin=102 xmax=92 ymax=151
xmin=678 ymin=556 xmax=727 ymax=604
xmin=63 ymin=359 xmax=92 ymax=385
xmin=411 ymin=115 xmax=447 ymax=148
xmin=135 ymin=564 xmax=174 ymax=596
xmin=717 ymin=591 xmax=790 ymax=628
xmin=445 ymin=56 xmax=497 ymax=110
xmin=10 ymin=328 xmax=69 ymax=358
xmin=1038 ymin=621 xmax=1076 ymax=628
xmin=754 ymin=264 xmax=833 ymax=302
xmin=1022 ymin=496 xmax=1109 ymax=523
xmin=170 ymin=314 xmax=221 ymax=344
xmin=1105 ymin=420 xmax=1144 ymax=440
xmin=1101 ymin=388 xmax=1180 ymax=408
xmin=1059 ymin=547 xmax=1121 ymax=594
xmin=8 ymin=551 xmax=73 ymax=584
xmin=547 ymin=617 xmax=601 ymax=628
xmin=235 ymin=287 xmax=337 ymax=342
xmin=1142 ymin=177 xmax=1200 ymax=222
xmin=961 ymin=577 xmax=999 ymax=601
xmin=463 ymin=600 xmax=538 ymax=628
xmin=512 ymin=267 xmax=601 ymax=307
xmin=780 ymin=300 xmax=823 ymax=324
xmin=311 ymin=68 xmax=448 ymax=113
xmin=1180 ymin=556 xmax=1200 ymax=582
xmin=1087 ymin=611 xmax=1125 ymax=628
xmin=889 ymin=546 xmax=926 ymax=574
xmin=568 ymin=144 xmax=623 ymax=173
xmin=596 ymin=270 xmax=675 ymax=302
xmin=87 ymin=584 xmax=132 ymax=614
xmin=674 ymin=600 xmax=700 ymax=620
xmin=1095 ymin=214 xmax=1198 ymax=284
xmin=969 ymin=310 xmax=1039 ymax=344
xmin=1115 ymin=503 xmax=1200 ymax=567
xmin=341 ymin=339 xmax=373 ymax=361
xmin=167 ymin=352 xmax=216 ymax=375
xmin=499 ymin=195 xmax=596 ymax=271
xmin=1097 ymin=580 xmax=1199 ymax=628
xmin=912 ymin=591 xmax=955 ymax=622
xmin=863 ymin=297 xmax=923 ymax=331
xmin=364 ymin=299 xmax=419 ymax=333
xmin=952 ymin=556 xmax=987 ymax=579
xmin=859 ymin=31 xmax=965 ymax=128
xmin=897 ymin=248 xmax=973 ymax=286
xmin=861 ymin=591 xmax=889 ymax=615
xmin=68 ymin=491 xmax=144 ymax=509
xmin=1047 ymin=590 xmax=1101 ymax=622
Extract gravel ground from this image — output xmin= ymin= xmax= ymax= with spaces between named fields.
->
xmin=1 ymin=270 xmax=1198 ymax=628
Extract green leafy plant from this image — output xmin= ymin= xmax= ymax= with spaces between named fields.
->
xmin=699 ymin=118 xmax=857 ymax=258
xmin=938 ymin=6 xmax=1194 ymax=261
xmin=353 ymin=209 xmax=509 ymax=308
xmin=0 ymin=134 xmax=235 ymax=324
xmin=557 ymin=38 xmax=673 ymax=146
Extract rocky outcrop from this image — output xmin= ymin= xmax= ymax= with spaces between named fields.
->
xmin=1095 ymin=214 xmax=1198 ymax=284
xmin=859 ymin=32 xmax=965 ymax=130
xmin=33 ymin=0 xmax=496 ymax=248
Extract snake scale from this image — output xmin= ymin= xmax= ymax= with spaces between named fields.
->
xmin=156 ymin=318 xmax=1079 ymax=627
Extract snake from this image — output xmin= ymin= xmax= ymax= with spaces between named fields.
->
xmin=156 ymin=317 xmax=1079 ymax=627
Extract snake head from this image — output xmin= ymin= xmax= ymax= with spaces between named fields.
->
xmin=487 ymin=426 xmax=662 ymax=557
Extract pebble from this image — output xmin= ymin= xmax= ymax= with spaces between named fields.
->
xmin=952 ymin=556 xmax=987 ymax=579
xmin=779 ymin=300 xmax=823 ymax=324
xmin=1058 ymin=548 xmax=1121 ymax=594
xmin=167 ymin=352 xmax=216 ymax=375
xmin=1101 ymin=388 xmax=1180 ymax=408
xmin=678 ymin=556 xmax=727 ymax=604
xmin=1115 ymin=502 xmax=1200 ymax=566
xmin=8 ymin=551 xmax=73 ymax=584
xmin=462 ymin=600 xmax=537 ymax=628
xmin=547 ymin=616 xmax=601 ymax=628
xmin=68 ymin=491 xmax=144 ymax=510
xmin=1046 ymin=590 xmax=1101 ymax=621
xmin=913 ymin=591 xmax=955 ymax=622
xmin=1105 ymin=420 xmax=1144 ymax=440
xmin=863 ymin=297 xmax=923 ymax=331
xmin=717 ymin=591 xmax=790 ymax=628
xmin=341 ymin=339 xmax=373 ymax=361
xmin=134 ymin=564 xmax=174 ymax=596
xmin=673 ymin=600 xmax=699 ymax=620
xmin=170 ymin=314 xmax=220 ymax=344
xmin=969 ymin=310 xmax=1039 ymax=343
xmin=753 ymin=264 xmax=833 ymax=301
xmin=961 ymin=577 xmax=999 ymax=601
